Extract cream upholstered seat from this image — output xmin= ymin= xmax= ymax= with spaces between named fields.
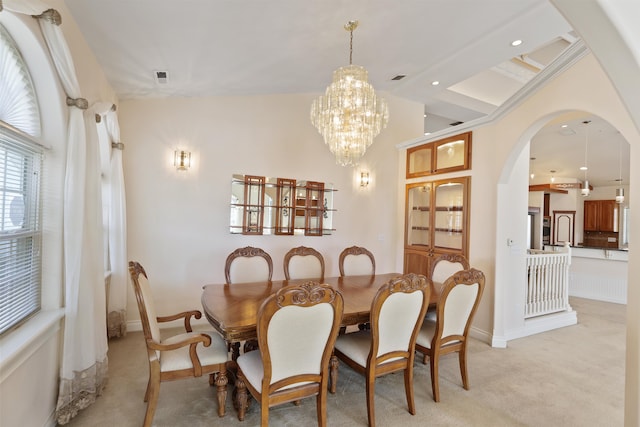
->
xmin=235 ymin=282 xmax=343 ymax=426
xmin=283 ymin=246 xmax=325 ymax=280
xmin=338 ymin=245 xmax=375 ymax=276
xmin=415 ymin=268 xmax=485 ymax=402
xmin=128 ymin=261 xmax=229 ymax=427
xmin=333 ymin=273 xmax=431 ymax=427
xmin=225 ymin=246 xmax=273 ymax=284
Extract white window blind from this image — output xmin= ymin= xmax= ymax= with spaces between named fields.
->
xmin=0 ymin=123 xmax=43 ymax=336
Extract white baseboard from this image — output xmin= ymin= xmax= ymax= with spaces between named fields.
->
xmin=505 ymin=310 xmax=577 ymax=342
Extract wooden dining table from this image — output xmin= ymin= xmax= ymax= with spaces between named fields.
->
xmin=202 ymin=274 xmax=438 ymax=345
xmin=201 ymin=272 xmax=441 ymax=392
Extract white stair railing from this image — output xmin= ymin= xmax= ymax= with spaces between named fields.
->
xmin=525 ymin=246 xmax=571 ymax=318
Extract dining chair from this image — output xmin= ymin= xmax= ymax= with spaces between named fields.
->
xmin=235 ymin=282 xmax=344 ymax=427
xmin=339 ymin=245 xmax=376 ymax=276
xmin=128 ymin=261 xmax=229 ymax=427
xmin=426 ymin=253 xmax=471 ymax=321
xmin=283 ymin=246 xmax=325 ymax=280
xmin=333 ymin=273 xmax=431 ymax=427
xmin=224 ymin=246 xmax=274 ymax=353
xmin=225 ymin=246 xmax=273 ymax=284
xmin=415 ymin=268 xmax=485 ymax=402
xmin=430 ymin=253 xmax=470 ymax=284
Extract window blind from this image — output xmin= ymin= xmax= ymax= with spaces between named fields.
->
xmin=0 ymin=123 xmax=43 ymax=336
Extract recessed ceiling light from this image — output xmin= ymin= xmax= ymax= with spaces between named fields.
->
xmin=424 ymin=114 xmax=427 ymax=118
xmin=561 ymin=124 xmax=568 ymax=128
xmin=431 ymin=81 xmax=439 ymax=86
xmin=580 ymin=166 xmax=588 ymax=171
xmin=424 ymin=132 xmax=431 ymax=136
xmin=511 ymin=39 xmax=522 ymax=47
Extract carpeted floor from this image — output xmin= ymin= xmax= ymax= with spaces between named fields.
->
xmin=64 ymin=297 xmax=625 ymax=426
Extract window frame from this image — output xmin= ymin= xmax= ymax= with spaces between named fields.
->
xmin=0 ymin=121 xmax=44 ymax=336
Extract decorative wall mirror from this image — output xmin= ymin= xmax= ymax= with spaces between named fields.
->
xmin=230 ymin=174 xmax=336 ymax=236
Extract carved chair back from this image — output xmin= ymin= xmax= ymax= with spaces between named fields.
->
xmin=283 ymin=246 xmax=325 ymax=280
xmin=430 ymin=253 xmax=470 ymax=284
xmin=225 ymin=246 xmax=273 ymax=284
xmin=338 ymin=245 xmax=375 ymax=276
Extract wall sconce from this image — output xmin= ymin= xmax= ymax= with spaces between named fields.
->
xmin=360 ymin=171 xmax=370 ymax=188
xmin=174 ymin=150 xmax=191 ymax=171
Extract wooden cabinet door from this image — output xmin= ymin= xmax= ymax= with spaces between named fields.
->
xmin=583 ymin=201 xmax=599 ymax=231
xmin=403 ymin=248 xmax=432 ymax=275
xmin=599 ymin=200 xmax=618 ymax=232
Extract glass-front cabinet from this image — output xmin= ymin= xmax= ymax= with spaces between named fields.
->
xmin=230 ymin=174 xmax=336 ymax=236
xmin=406 ymin=131 xmax=471 ymax=178
xmin=404 ymin=176 xmax=470 ymax=275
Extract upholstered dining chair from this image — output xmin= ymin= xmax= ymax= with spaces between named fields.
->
xmin=339 ymin=245 xmax=376 ymax=277
xmin=430 ymin=253 xmax=470 ymax=284
xmin=235 ymin=282 xmax=344 ymax=427
xmin=128 ymin=261 xmax=229 ymax=427
xmin=283 ymin=246 xmax=325 ymax=280
xmin=426 ymin=253 xmax=471 ymax=321
xmin=333 ymin=273 xmax=431 ymax=427
xmin=225 ymin=246 xmax=273 ymax=284
xmin=415 ymin=268 xmax=485 ymax=402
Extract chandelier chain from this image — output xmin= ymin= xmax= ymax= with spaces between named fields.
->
xmin=349 ymin=26 xmax=353 ymax=65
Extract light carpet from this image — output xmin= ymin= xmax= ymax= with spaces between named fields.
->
xmin=64 ymin=297 xmax=625 ymax=426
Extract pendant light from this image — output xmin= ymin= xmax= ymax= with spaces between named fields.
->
xmin=616 ymin=139 xmax=625 ymax=203
xmin=310 ymin=20 xmax=389 ymax=166
xmin=581 ymin=120 xmax=590 ymax=197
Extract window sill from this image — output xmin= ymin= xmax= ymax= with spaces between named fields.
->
xmin=0 ymin=308 xmax=64 ymax=382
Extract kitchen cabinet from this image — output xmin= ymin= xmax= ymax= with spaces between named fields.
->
xmin=406 ymin=132 xmax=472 ymax=178
xmin=584 ymin=200 xmax=618 ymax=232
xmin=404 ymin=176 xmax=470 ymax=275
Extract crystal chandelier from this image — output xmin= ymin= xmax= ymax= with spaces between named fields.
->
xmin=310 ymin=20 xmax=389 ymax=166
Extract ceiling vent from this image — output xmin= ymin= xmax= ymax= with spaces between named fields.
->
xmin=391 ymin=75 xmax=406 ymax=81
xmin=154 ymin=70 xmax=169 ymax=84
xmin=450 ymin=121 xmax=464 ymax=126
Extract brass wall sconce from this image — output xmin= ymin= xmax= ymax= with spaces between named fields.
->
xmin=360 ymin=171 xmax=370 ymax=188
xmin=174 ymin=150 xmax=191 ymax=171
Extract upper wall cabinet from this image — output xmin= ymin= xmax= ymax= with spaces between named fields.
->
xmin=230 ymin=174 xmax=336 ymax=236
xmin=406 ymin=131 xmax=472 ymax=178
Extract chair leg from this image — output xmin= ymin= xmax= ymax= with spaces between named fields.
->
xmin=422 ymin=352 xmax=429 ymax=365
xmin=330 ymin=354 xmax=339 ymax=394
xmin=404 ymin=366 xmax=416 ymax=415
xmin=235 ymin=371 xmax=249 ymax=421
xmin=317 ymin=386 xmax=328 ymax=427
xmin=143 ymin=370 xmax=160 ymax=427
xmin=459 ymin=345 xmax=470 ymax=390
xmin=366 ymin=371 xmax=376 ymax=427
xmin=144 ymin=375 xmax=152 ymax=402
xmin=430 ymin=351 xmax=440 ymax=402
xmin=215 ymin=371 xmax=228 ymax=417
xmin=260 ymin=395 xmax=269 ymax=427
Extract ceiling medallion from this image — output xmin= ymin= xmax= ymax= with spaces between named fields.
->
xmin=310 ymin=20 xmax=389 ymax=167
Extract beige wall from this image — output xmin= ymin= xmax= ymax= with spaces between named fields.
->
xmin=119 ymin=93 xmax=424 ymax=323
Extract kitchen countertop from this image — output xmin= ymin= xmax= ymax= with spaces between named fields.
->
xmin=543 ymin=244 xmax=628 ymax=261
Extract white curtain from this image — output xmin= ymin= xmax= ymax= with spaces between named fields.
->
xmin=96 ymin=105 xmax=128 ymax=339
xmin=4 ymin=1 xmax=109 ymax=424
